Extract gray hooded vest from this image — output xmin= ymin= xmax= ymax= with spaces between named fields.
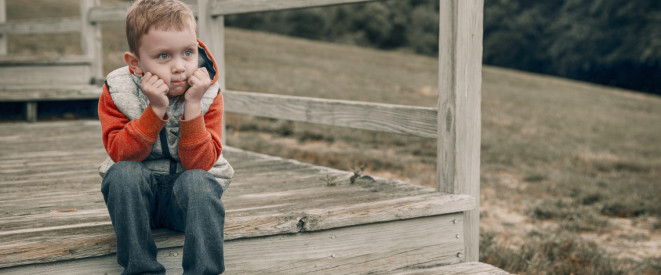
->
xmin=98 ymin=46 xmax=233 ymax=191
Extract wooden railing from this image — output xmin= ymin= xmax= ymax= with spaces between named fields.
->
xmin=1 ymin=0 xmax=483 ymax=262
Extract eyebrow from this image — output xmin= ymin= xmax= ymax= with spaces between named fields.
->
xmin=149 ymin=42 xmax=198 ymax=54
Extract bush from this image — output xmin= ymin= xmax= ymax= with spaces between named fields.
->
xmin=481 ymin=231 xmax=660 ymax=275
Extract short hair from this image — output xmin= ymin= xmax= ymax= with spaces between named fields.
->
xmin=125 ymin=0 xmax=196 ymax=56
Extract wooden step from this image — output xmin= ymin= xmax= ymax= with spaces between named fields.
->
xmin=0 ymin=121 xmax=477 ymax=273
xmin=0 ymin=84 xmax=102 ymax=102
xmin=0 ymin=55 xmax=93 ymax=85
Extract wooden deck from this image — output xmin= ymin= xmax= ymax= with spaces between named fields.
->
xmin=0 ymin=120 xmax=495 ymax=274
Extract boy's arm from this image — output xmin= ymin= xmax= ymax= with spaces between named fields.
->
xmin=178 ymin=92 xmax=224 ymax=171
xmin=99 ymin=85 xmax=167 ymax=162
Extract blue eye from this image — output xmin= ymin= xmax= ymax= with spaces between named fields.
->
xmin=158 ymin=53 xmax=169 ymax=60
xmin=183 ymin=50 xmax=193 ymax=57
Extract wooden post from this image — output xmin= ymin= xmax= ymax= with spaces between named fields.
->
xmin=25 ymin=102 xmax=37 ymax=122
xmin=437 ymin=0 xmax=483 ymax=262
xmin=80 ymin=0 xmax=103 ymax=83
xmin=0 ymin=0 xmax=7 ymax=55
xmin=197 ymin=0 xmax=227 ymax=146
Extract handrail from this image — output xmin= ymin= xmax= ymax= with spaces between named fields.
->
xmin=223 ymin=90 xmax=438 ymax=138
xmin=210 ymin=0 xmax=380 ymax=16
xmin=0 ymin=17 xmax=80 ymax=34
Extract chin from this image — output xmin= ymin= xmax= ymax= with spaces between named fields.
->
xmin=168 ymin=87 xmax=188 ymax=97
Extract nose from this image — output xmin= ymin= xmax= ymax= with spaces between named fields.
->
xmin=172 ymin=58 xmax=185 ymax=74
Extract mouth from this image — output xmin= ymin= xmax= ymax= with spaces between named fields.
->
xmin=171 ymin=80 xmax=187 ymax=86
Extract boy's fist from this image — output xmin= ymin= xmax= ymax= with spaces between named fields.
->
xmin=185 ymin=67 xmax=211 ymax=103
xmin=141 ymin=72 xmax=169 ymax=118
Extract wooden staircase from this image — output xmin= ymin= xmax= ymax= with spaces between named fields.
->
xmin=0 ymin=0 xmax=508 ymax=274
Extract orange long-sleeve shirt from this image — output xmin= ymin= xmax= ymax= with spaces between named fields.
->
xmin=98 ymin=85 xmax=224 ymax=171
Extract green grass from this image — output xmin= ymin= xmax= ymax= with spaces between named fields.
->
xmin=6 ymin=0 xmax=661 ymax=273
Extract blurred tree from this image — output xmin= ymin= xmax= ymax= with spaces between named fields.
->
xmin=225 ymin=0 xmax=661 ymax=94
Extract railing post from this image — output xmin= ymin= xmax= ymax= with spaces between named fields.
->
xmin=80 ymin=0 xmax=103 ymax=84
xmin=0 ymin=0 xmax=7 ymax=55
xmin=197 ymin=0 xmax=227 ymax=146
xmin=437 ymin=0 xmax=483 ymax=262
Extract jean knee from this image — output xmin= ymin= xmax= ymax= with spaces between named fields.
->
xmin=101 ymin=161 xmax=152 ymax=198
xmin=173 ymin=170 xmax=223 ymax=208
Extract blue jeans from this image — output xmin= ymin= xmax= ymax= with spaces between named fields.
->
xmin=101 ymin=161 xmax=225 ymax=275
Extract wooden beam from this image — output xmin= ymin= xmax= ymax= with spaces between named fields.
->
xmin=88 ymin=2 xmax=198 ymax=23
xmin=0 ymin=0 xmax=6 ymax=55
xmin=25 ymin=102 xmax=37 ymax=123
xmin=223 ymin=90 xmax=438 ymax=138
xmin=87 ymin=4 xmax=129 ymax=23
xmin=80 ymin=0 xmax=103 ymax=84
xmin=210 ymin=0 xmax=380 ymax=15
xmin=0 ymin=18 xmax=81 ymax=34
xmin=197 ymin=0 xmax=227 ymax=145
xmin=0 ymin=214 xmax=465 ymax=274
xmin=437 ymin=0 xmax=483 ymax=262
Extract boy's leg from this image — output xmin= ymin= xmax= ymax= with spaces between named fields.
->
xmin=101 ymin=161 xmax=166 ymax=275
xmin=170 ymin=169 xmax=226 ymax=275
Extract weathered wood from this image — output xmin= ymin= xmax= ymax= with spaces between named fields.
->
xmin=79 ymin=0 xmax=103 ymax=84
xmin=87 ymin=4 xmax=130 ymax=23
xmin=0 ymin=120 xmax=474 ymax=269
xmin=197 ymin=0 xmax=227 ymax=145
xmin=88 ymin=2 xmax=198 ymax=23
xmin=224 ymin=90 xmax=438 ymax=138
xmin=437 ymin=0 xmax=483 ymax=262
xmin=0 ymin=85 xmax=101 ymax=101
xmin=396 ymin=262 xmax=510 ymax=275
xmin=24 ymin=102 xmax=37 ymax=122
xmin=0 ymin=17 xmax=81 ymax=34
xmin=1 ymin=215 xmax=466 ymax=274
xmin=210 ymin=0 xmax=380 ymax=15
xmin=0 ymin=56 xmax=93 ymax=85
xmin=0 ymin=0 xmax=6 ymax=55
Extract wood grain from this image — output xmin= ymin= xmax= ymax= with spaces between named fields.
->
xmin=0 ymin=18 xmax=80 ymax=35
xmin=0 ymin=120 xmax=474 ymax=269
xmin=224 ymin=90 xmax=438 ymax=138
xmin=211 ymin=0 xmax=380 ymax=15
xmin=437 ymin=0 xmax=484 ymax=262
xmin=1 ymin=215 xmax=468 ymax=274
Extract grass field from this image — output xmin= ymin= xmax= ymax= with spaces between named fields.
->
xmin=5 ymin=0 xmax=661 ymax=273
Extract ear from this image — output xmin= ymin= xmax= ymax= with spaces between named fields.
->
xmin=124 ymin=52 xmax=143 ymax=75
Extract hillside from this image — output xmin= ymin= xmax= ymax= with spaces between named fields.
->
xmin=4 ymin=0 xmax=661 ymax=273
xmin=222 ymin=28 xmax=661 ymax=273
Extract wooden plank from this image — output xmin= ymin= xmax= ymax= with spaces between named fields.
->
xmin=210 ymin=0 xmax=381 ymax=15
xmin=0 ymin=55 xmax=92 ymax=65
xmin=224 ymin=90 xmax=438 ymax=138
xmin=0 ymin=214 xmax=465 ymax=274
xmin=437 ymin=0 xmax=483 ymax=262
xmin=24 ymin=102 xmax=37 ymax=122
xmin=0 ymin=0 xmax=6 ymax=55
xmin=197 ymin=0 xmax=227 ymax=145
xmin=88 ymin=2 xmax=198 ymax=23
xmin=79 ymin=0 xmax=103 ymax=84
xmin=0 ymin=18 xmax=81 ymax=34
xmin=0 ymin=64 xmax=91 ymax=85
xmin=87 ymin=4 xmax=129 ymax=23
xmin=396 ymin=262 xmax=510 ymax=275
xmin=0 ymin=85 xmax=101 ymax=102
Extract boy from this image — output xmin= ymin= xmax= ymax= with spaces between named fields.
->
xmin=97 ymin=0 xmax=233 ymax=274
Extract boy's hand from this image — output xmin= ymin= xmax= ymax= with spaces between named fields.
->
xmin=182 ymin=67 xmax=211 ymax=120
xmin=141 ymin=72 xmax=169 ymax=119
xmin=185 ymin=67 xmax=211 ymax=104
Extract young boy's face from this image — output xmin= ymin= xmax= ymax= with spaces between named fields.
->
xmin=127 ymin=21 xmax=199 ymax=97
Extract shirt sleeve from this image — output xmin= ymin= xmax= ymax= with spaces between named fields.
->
xmin=98 ymin=85 xmax=167 ymax=162
xmin=177 ymin=92 xmax=224 ymax=171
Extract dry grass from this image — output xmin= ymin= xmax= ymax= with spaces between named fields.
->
xmin=5 ymin=0 xmax=661 ymax=273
